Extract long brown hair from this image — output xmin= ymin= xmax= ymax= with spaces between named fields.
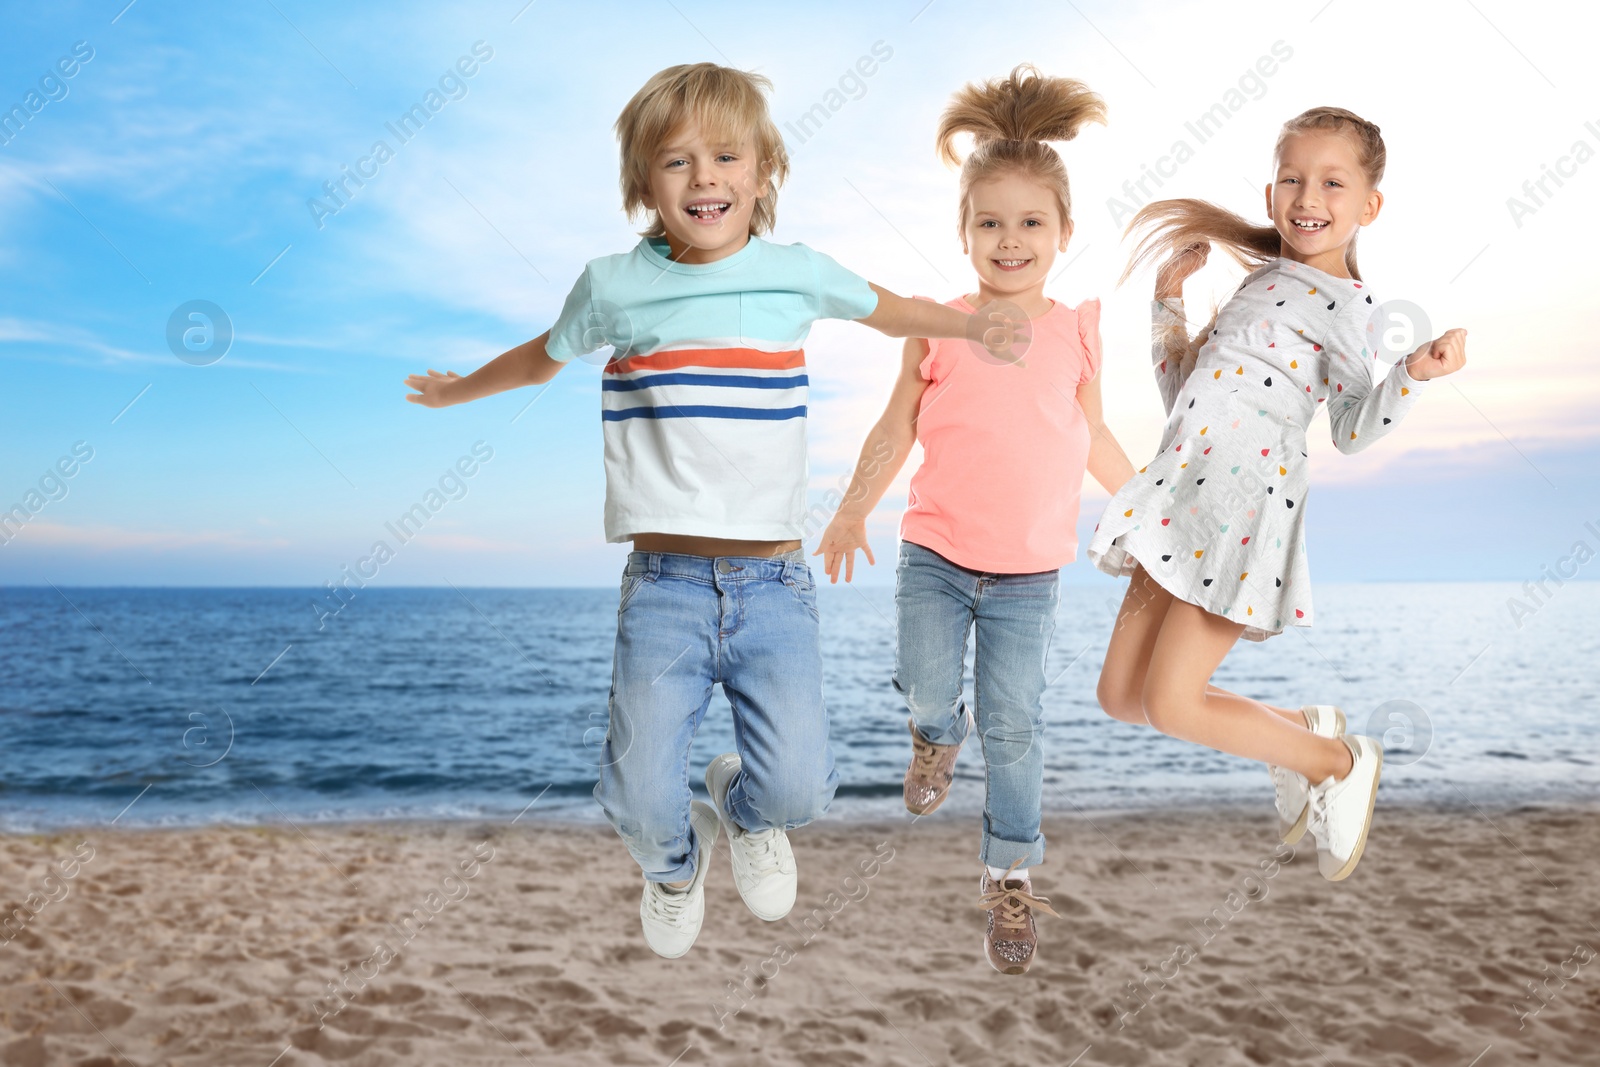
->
xmin=1120 ymin=106 xmax=1386 ymax=284
xmin=936 ymin=64 xmax=1106 ymax=235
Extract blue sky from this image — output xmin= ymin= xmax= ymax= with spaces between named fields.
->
xmin=1 ymin=0 xmax=1595 ymax=587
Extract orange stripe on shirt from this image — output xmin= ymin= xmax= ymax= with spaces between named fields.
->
xmin=605 ymin=348 xmax=806 ymax=374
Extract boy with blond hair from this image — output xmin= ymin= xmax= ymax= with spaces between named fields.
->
xmin=406 ymin=62 xmax=1003 ymax=957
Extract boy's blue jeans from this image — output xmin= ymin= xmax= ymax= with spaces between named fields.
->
xmin=594 ymin=549 xmax=838 ymax=883
xmin=894 ymin=540 xmax=1058 ymax=870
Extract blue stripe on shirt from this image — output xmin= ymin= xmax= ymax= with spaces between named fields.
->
xmin=601 ymin=372 xmax=809 ymax=393
xmin=602 ymin=404 xmax=808 ymax=422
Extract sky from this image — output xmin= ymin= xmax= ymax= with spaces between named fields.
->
xmin=1 ymin=0 xmax=1596 ymax=588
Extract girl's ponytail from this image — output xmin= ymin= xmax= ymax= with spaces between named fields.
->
xmin=936 ymin=64 xmax=1106 ymax=233
xmin=1121 ymin=107 xmax=1386 ymax=284
xmin=1120 ymin=198 xmax=1281 ymax=286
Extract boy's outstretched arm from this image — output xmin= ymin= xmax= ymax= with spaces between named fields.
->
xmin=860 ymin=284 xmax=1018 ymax=353
xmin=405 ymin=330 xmax=565 ymax=408
xmin=815 ymin=337 xmax=929 ymax=583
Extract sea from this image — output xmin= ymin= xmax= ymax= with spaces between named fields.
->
xmin=0 ymin=581 xmax=1594 ymax=831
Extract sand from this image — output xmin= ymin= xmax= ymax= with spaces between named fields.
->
xmin=2 ymin=804 xmax=1597 ymax=1066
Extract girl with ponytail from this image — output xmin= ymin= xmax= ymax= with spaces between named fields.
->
xmin=1089 ymin=107 xmax=1468 ymax=884
xmin=816 ymin=65 xmax=1136 ymax=974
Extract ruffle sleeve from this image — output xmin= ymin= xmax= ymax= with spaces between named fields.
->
xmin=1075 ymin=297 xmax=1103 ymax=385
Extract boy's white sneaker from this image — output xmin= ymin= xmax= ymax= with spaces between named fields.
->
xmin=1306 ymin=734 xmax=1383 ymax=881
xmin=639 ymin=800 xmax=720 ymax=958
xmin=705 ymin=753 xmax=797 ymax=921
xmin=1269 ymin=704 xmax=1347 ymax=844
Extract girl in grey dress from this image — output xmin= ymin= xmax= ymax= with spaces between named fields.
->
xmin=1089 ymin=107 xmax=1467 ymax=883
xmin=1088 ymin=256 xmax=1415 ymax=640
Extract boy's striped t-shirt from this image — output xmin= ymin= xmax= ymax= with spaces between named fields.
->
xmin=544 ymin=236 xmax=879 ymax=543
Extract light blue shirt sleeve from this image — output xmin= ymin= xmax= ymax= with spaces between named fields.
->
xmin=799 ymin=244 xmax=879 ymax=321
xmin=544 ymin=267 xmax=597 ymax=363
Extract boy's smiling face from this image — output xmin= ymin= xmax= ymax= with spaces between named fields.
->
xmin=642 ymin=118 xmax=770 ymax=264
xmin=1266 ymin=129 xmax=1383 ymax=277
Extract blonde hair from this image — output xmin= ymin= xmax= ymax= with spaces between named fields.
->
xmin=1121 ymin=106 xmax=1386 ymax=284
xmin=614 ymin=63 xmax=790 ymax=238
xmin=935 ymin=64 xmax=1106 ymax=236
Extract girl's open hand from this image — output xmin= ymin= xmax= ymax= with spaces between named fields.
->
xmin=1404 ymin=328 xmax=1467 ymax=381
xmin=1155 ymin=241 xmax=1209 ymax=301
xmin=405 ymin=369 xmax=463 ymax=408
xmin=813 ymin=515 xmax=874 ymax=584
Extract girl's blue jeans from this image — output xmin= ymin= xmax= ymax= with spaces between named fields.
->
xmin=894 ymin=540 xmax=1058 ymax=869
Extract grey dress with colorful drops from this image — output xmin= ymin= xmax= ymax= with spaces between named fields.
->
xmin=1087 ymin=257 xmax=1431 ymax=641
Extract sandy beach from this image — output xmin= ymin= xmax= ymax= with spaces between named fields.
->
xmin=2 ymin=804 xmax=1596 ymax=1066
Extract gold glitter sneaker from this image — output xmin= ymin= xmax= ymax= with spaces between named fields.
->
xmin=902 ymin=710 xmax=971 ymax=815
xmin=976 ymin=859 xmax=1060 ymax=975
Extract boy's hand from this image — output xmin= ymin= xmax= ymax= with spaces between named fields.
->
xmin=970 ymin=300 xmax=1031 ymax=365
xmin=1404 ymin=328 xmax=1467 ymax=381
xmin=1155 ymin=242 xmax=1208 ymax=301
xmin=405 ymin=369 xmax=463 ymax=408
xmin=814 ymin=516 xmax=874 ymax=583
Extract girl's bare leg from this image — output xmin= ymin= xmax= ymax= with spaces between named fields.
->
xmin=1097 ymin=565 xmax=1172 ymax=724
xmin=1211 ymin=684 xmax=1307 ymax=726
xmin=1140 ymin=596 xmax=1354 ymax=784
xmin=1098 ymin=564 xmax=1311 ymax=728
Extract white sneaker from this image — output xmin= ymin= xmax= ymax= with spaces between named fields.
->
xmin=1269 ymin=705 xmax=1347 ymax=844
xmin=704 ymin=753 xmax=797 ymax=921
xmin=1306 ymin=734 xmax=1383 ymax=881
xmin=639 ymin=800 xmax=720 ymax=958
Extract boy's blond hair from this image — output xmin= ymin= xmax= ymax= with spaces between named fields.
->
xmin=615 ymin=63 xmax=789 ymax=238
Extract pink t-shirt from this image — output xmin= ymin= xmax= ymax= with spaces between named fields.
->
xmin=900 ymin=294 xmax=1103 ymax=573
